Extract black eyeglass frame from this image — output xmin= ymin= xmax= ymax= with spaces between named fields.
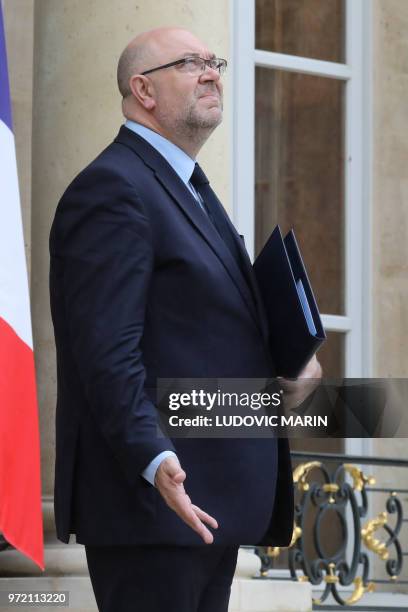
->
xmin=141 ymin=56 xmax=227 ymax=76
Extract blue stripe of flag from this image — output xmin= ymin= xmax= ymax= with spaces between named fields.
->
xmin=0 ymin=4 xmax=13 ymax=132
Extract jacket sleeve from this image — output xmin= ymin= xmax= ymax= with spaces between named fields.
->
xmin=55 ymin=166 xmax=175 ymax=484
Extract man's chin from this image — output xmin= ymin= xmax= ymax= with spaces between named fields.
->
xmin=185 ymin=107 xmax=223 ymax=130
xmin=200 ymin=108 xmax=223 ymax=128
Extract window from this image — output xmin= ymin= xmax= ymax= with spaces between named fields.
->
xmin=232 ymin=0 xmax=371 ymax=384
xmin=231 ymin=4 xmax=374 ymax=572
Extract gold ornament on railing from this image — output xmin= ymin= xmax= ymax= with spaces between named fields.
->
xmin=324 ymin=562 xmax=339 ymax=584
xmin=344 ymin=577 xmax=376 ymax=605
xmin=314 ymin=574 xmax=376 ymax=606
xmin=361 ymin=511 xmax=389 ymax=560
xmin=344 ymin=464 xmax=376 ymax=491
xmin=265 ymin=522 xmax=302 ymax=560
xmin=322 ymin=483 xmax=339 ymax=504
xmin=292 ymin=461 xmax=322 ymax=492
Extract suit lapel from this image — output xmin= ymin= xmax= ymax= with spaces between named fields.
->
xmin=115 ymin=126 xmax=266 ymax=338
xmin=210 ymin=192 xmax=270 ymax=343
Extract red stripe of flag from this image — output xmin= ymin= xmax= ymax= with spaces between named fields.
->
xmin=0 ymin=316 xmax=44 ymax=569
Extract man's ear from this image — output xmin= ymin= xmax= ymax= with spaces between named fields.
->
xmin=129 ymin=75 xmax=156 ymax=110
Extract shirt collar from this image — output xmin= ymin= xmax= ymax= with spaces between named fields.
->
xmin=125 ymin=120 xmax=195 ymax=185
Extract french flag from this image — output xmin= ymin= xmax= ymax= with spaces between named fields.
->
xmin=0 ymin=5 xmax=44 ymax=569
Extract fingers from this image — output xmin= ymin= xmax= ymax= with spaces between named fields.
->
xmin=155 ymin=459 xmax=218 ymax=544
xmin=192 ymin=504 xmax=218 ymax=530
xmin=164 ymin=489 xmax=218 ymax=544
xmin=162 ymin=458 xmax=185 ymax=479
xmin=172 ymin=469 xmax=186 ymax=485
xmin=155 ymin=457 xmax=185 ymax=488
xmin=181 ymin=505 xmax=215 ymax=544
xmin=299 ymin=355 xmax=322 ymax=379
xmin=168 ymin=493 xmax=216 ymax=544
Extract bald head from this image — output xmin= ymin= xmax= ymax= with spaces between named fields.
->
xmin=117 ymin=30 xmax=152 ymax=97
xmin=117 ymin=27 xmax=200 ymax=98
xmin=116 ymin=27 xmax=224 ymax=158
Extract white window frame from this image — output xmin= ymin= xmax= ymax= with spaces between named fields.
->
xmin=230 ymin=1 xmax=372 ymax=375
xmin=230 ymin=0 xmax=373 ymax=456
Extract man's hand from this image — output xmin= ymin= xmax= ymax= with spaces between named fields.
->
xmin=279 ymin=355 xmax=323 ymax=410
xmin=155 ymin=456 xmax=218 ymax=544
xmin=299 ymin=354 xmax=322 ymax=379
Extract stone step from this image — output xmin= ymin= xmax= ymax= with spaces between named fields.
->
xmin=0 ymin=577 xmax=96 ymax=611
xmin=0 ymin=548 xmax=313 ymax=611
xmin=230 ymin=578 xmax=312 ymax=612
xmin=314 ymin=591 xmax=408 ymax=610
xmin=0 ymin=542 xmax=87 ymax=577
xmin=0 ymin=576 xmax=312 ymax=612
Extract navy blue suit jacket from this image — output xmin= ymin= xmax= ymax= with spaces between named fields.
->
xmin=49 ymin=126 xmax=294 ymax=546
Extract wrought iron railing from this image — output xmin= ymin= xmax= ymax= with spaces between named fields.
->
xmin=255 ymin=451 xmax=408 ymax=610
xmin=2 ymin=451 xmax=406 ymax=610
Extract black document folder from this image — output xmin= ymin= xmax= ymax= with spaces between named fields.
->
xmin=253 ymin=225 xmax=326 ymax=378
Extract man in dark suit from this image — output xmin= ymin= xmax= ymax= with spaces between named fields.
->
xmin=49 ymin=26 xmax=321 ymax=612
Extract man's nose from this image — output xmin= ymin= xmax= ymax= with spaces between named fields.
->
xmin=199 ymin=65 xmax=221 ymax=83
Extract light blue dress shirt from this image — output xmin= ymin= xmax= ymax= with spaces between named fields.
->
xmin=125 ymin=119 xmax=203 ymax=486
xmin=125 ymin=119 xmax=205 ymax=208
xmin=142 ymin=449 xmax=178 ymax=486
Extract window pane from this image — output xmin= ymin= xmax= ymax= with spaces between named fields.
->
xmin=255 ymin=68 xmax=345 ymax=315
xmin=256 ymin=0 xmax=345 ymax=64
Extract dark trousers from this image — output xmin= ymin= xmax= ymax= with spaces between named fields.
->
xmin=85 ymin=544 xmax=239 ymax=612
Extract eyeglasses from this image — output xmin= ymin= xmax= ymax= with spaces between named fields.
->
xmin=141 ymin=56 xmax=227 ymax=77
